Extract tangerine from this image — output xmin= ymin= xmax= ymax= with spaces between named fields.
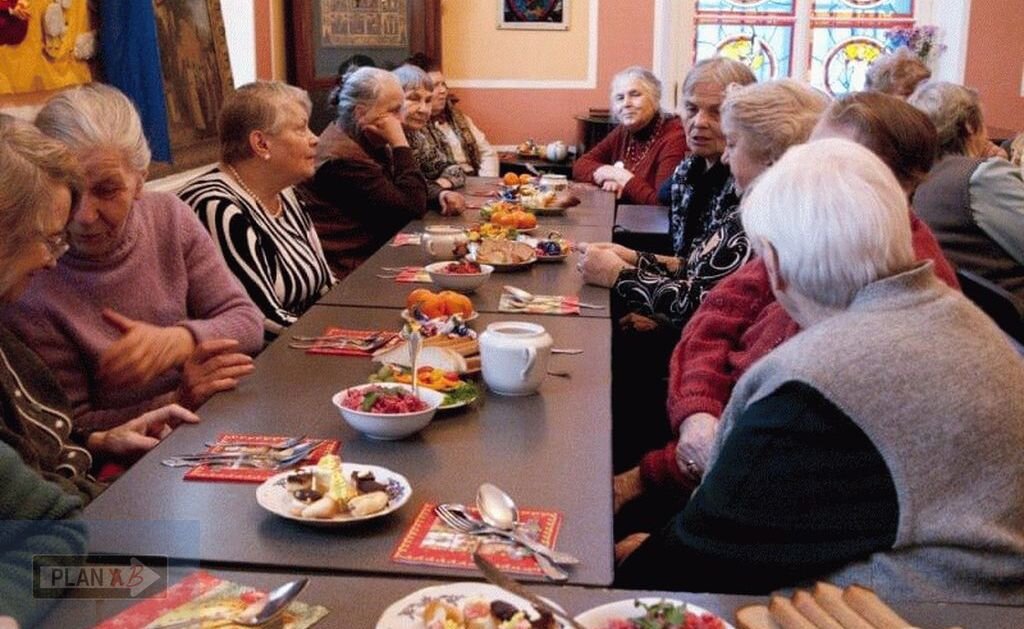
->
xmin=518 ymin=212 xmax=537 ymax=229
xmin=493 ymin=211 xmax=516 ymax=227
xmin=518 ymin=173 xmax=533 ymax=185
xmin=420 ymin=294 xmax=447 ymax=319
xmin=407 ymin=288 xmax=434 ymax=309
xmin=440 ymin=291 xmax=473 ymax=316
xmin=502 ymin=172 xmax=520 ymax=186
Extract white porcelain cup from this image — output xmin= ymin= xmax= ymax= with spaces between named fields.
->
xmin=422 ymin=225 xmax=468 ymax=261
xmin=479 ymin=321 xmax=553 ymax=396
xmin=546 ymin=141 xmax=569 ymax=162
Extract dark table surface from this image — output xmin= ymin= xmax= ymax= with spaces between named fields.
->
xmin=317 ymin=221 xmax=612 ymax=317
xmin=614 ymin=204 xmax=668 ymax=235
xmin=40 ymin=568 xmax=1024 ymax=628
xmin=79 ymin=306 xmax=614 ymax=586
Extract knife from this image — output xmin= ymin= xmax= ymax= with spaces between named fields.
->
xmin=473 ymin=552 xmax=587 ymax=629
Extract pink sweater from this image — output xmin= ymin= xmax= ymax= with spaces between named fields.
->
xmin=0 ymin=192 xmax=263 ymax=432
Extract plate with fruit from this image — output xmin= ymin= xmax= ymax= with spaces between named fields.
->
xmin=424 ymin=261 xmax=493 ymax=292
xmin=256 ymin=455 xmax=411 ymax=527
xmin=376 ymin=582 xmax=560 ymax=629
xmin=404 ymin=289 xmax=478 ymax=322
xmin=369 ymin=364 xmax=481 ymax=410
xmin=526 ymin=233 xmax=572 ymax=263
xmin=574 ymin=598 xmax=733 ymax=629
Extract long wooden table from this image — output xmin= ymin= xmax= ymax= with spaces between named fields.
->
xmin=79 ymin=306 xmax=614 ymax=586
xmin=317 ymin=221 xmax=611 ymax=317
xmin=40 ymin=568 xmax=1024 ymax=628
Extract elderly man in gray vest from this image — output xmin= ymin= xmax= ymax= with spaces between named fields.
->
xmin=616 ymin=137 xmax=1024 ymax=604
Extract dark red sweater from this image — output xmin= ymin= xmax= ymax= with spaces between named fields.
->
xmin=640 ymin=212 xmax=960 ymax=489
xmin=572 ymin=116 xmax=687 ymax=205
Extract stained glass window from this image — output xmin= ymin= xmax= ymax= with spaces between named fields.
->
xmin=696 ymin=22 xmax=793 ymax=81
xmin=697 ymin=0 xmax=794 ymax=15
xmin=812 ymin=0 xmax=913 ymax=17
xmin=693 ymin=0 xmax=920 ymax=96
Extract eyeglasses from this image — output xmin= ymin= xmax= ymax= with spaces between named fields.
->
xmin=43 ymin=230 xmax=70 ymax=260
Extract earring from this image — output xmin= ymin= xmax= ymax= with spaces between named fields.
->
xmin=263 ymin=153 xmax=271 ymax=161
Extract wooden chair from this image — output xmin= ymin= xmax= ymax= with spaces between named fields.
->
xmin=956 ymin=269 xmax=1024 ymax=345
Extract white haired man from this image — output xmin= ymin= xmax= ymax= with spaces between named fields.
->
xmin=616 ymin=138 xmax=1024 ymax=603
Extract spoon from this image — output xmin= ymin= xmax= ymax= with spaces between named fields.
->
xmin=476 ymin=483 xmax=579 ymax=566
xmin=407 ymin=327 xmax=423 ymax=398
xmin=502 ymin=285 xmax=604 ymax=310
xmin=156 ymin=577 xmax=309 ymax=628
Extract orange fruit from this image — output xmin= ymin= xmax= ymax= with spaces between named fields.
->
xmin=440 ymin=291 xmax=473 ymax=316
xmin=407 ymin=288 xmax=434 ymax=309
xmin=493 ymin=212 xmax=516 ymax=227
xmin=502 ymin=172 xmax=520 ymax=186
xmin=516 ymin=211 xmax=537 ymax=229
xmin=421 ymin=294 xmax=447 ymax=319
xmin=518 ymin=173 xmax=533 ymax=185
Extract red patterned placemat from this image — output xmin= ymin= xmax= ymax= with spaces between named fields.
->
xmin=93 ymin=570 xmax=327 ymax=629
xmin=304 ymin=327 xmax=401 ymax=356
xmin=392 ymin=502 xmax=563 ymax=576
xmin=393 ymin=267 xmax=431 ymax=283
xmin=391 ymin=232 xmax=422 ymax=246
xmin=183 ymin=434 xmax=340 ymax=483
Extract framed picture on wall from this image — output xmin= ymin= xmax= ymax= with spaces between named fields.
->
xmin=150 ymin=0 xmax=234 ymax=178
xmin=498 ymin=0 xmax=569 ymax=30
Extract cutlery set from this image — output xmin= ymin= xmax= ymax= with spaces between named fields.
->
xmin=287 ymin=332 xmax=391 ymax=351
xmin=161 ymin=440 xmax=322 ymax=469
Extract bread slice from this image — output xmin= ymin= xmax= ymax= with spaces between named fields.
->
xmin=736 ymin=605 xmax=782 ymax=629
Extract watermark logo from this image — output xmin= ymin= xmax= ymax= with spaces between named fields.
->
xmin=33 ymin=554 xmax=167 ymax=599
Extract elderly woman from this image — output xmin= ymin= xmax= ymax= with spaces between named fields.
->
xmin=909 ymin=80 xmax=1024 ymax=299
xmin=0 ymin=85 xmax=262 ymax=436
xmin=394 ymin=64 xmax=466 ymax=216
xmin=421 ymin=63 xmax=499 ymax=177
xmin=865 ymin=47 xmax=931 ymax=98
xmin=573 ymin=66 xmax=687 ymax=204
xmin=616 ymin=138 xmax=1024 ymax=602
xmin=304 ymin=66 xmax=430 ymax=276
xmin=616 ymin=92 xmax=959 ymax=531
xmin=0 ymin=114 xmax=207 ymax=506
xmin=178 ymin=81 xmax=335 ymax=340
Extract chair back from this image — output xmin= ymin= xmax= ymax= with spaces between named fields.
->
xmin=956 ymin=269 xmax=1024 ymax=344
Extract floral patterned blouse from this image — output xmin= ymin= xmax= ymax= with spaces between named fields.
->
xmin=614 ymin=156 xmax=749 ymax=328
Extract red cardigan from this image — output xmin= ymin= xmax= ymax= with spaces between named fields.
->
xmin=639 ymin=212 xmax=960 ymax=490
xmin=572 ymin=116 xmax=687 ymax=205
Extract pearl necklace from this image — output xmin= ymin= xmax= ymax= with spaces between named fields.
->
xmin=224 ymin=163 xmax=283 ymax=218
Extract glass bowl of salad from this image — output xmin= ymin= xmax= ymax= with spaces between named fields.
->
xmin=332 ymin=383 xmax=445 ymax=440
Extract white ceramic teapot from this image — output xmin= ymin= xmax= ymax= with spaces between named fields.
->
xmin=545 ymin=140 xmax=569 ymax=162
xmin=479 ymin=321 xmax=553 ymax=396
xmin=422 ymin=225 xmax=468 ymax=261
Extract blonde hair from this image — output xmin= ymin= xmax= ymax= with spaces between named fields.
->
xmin=220 ymin=81 xmax=312 ymax=163
xmin=35 ymin=83 xmax=151 ymax=173
xmin=741 ymin=138 xmax=915 ymax=308
xmin=721 ymin=79 xmax=829 ymax=165
xmin=0 ymin=115 xmax=82 ymax=293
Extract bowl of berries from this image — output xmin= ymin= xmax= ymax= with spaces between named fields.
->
xmin=424 ymin=260 xmax=494 ymax=292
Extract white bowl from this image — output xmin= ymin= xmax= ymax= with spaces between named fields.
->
xmin=332 ymin=383 xmax=445 ymax=440
xmin=424 ymin=261 xmax=494 ymax=293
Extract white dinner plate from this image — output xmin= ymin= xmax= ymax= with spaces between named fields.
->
xmin=256 ymin=463 xmax=411 ymax=527
xmin=376 ymin=582 xmax=560 ymax=629
xmin=574 ymin=597 xmax=735 ymax=629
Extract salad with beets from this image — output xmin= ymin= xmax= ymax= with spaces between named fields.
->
xmin=602 ymin=601 xmax=726 ymax=629
xmin=342 ymin=385 xmax=429 ymax=414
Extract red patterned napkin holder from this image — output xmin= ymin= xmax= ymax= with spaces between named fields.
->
xmin=392 ymin=502 xmax=563 ymax=576
xmin=304 ymin=327 xmax=400 ymax=357
xmin=183 ymin=434 xmax=340 ymax=484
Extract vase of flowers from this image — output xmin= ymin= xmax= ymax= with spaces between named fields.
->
xmin=884 ymin=25 xmax=945 ymax=66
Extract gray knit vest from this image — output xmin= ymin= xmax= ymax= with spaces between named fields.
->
xmin=913 ymin=155 xmax=1024 ymax=296
xmin=709 ymin=263 xmax=1024 ymax=603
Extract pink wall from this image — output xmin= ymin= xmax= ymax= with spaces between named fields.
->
xmin=964 ymin=0 xmax=1024 ymax=134
xmin=449 ymin=1 xmax=656 ymax=146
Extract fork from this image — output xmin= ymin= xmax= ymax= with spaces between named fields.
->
xmin=203 ymin=435 xmax=306 ymax=450
xmin=161 ymin=441 xmax=321 ymax=469
xmin=434 ymin=505 xmax=569 ymax=581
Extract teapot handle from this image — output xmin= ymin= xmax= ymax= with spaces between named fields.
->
xmin=424 ymin=237 xmax=439 ymax=257
xmin=520 ymin=347 xmax=537 ymax=381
